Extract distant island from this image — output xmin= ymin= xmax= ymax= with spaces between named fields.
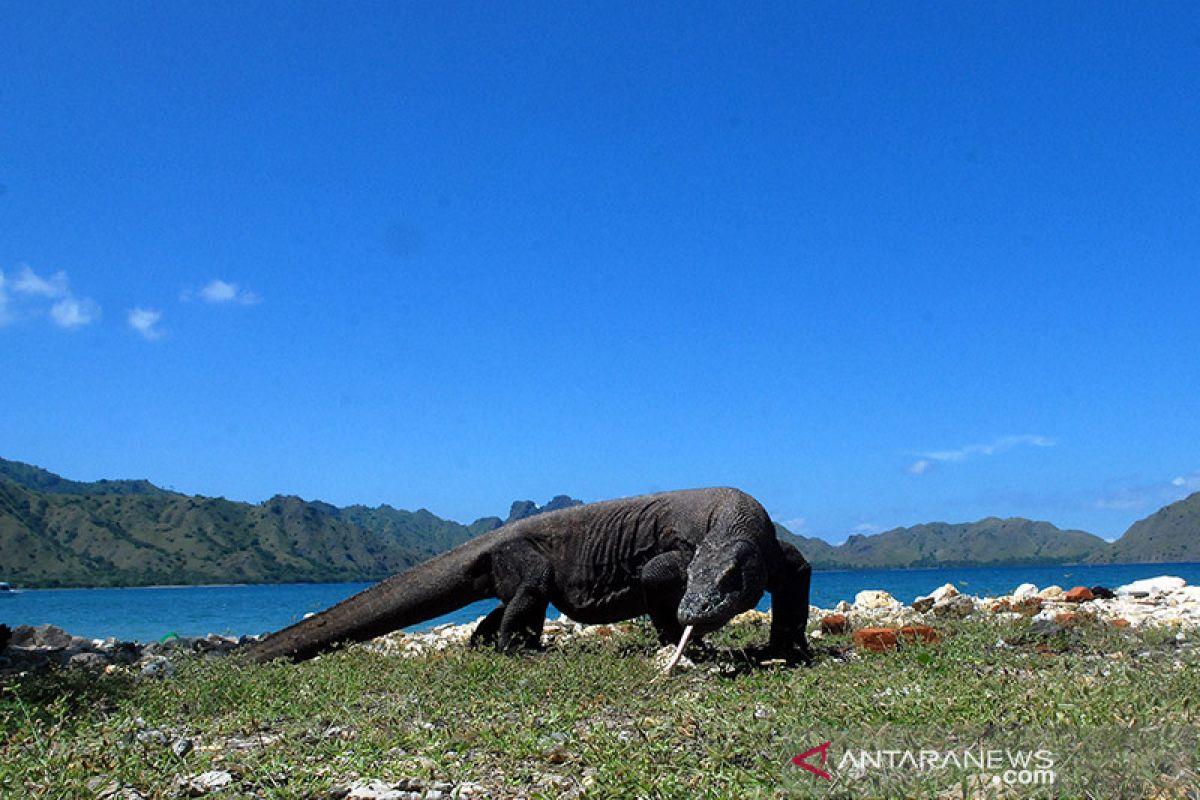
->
xmin=0 ymin=457 xmax=1196 ymax=588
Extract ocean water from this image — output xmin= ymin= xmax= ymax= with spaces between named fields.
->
xmin=4 ymin=562 xmax=1200 ymax=644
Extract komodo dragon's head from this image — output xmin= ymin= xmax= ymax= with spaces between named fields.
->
xmin=675 ymin=535 xmax=770 ymax=634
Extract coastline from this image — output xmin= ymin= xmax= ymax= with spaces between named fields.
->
xmin=6 ymin=559 xmax=1200 ymax=591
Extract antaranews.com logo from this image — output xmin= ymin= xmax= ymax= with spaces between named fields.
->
xmin=791 ymin=740 xmax=1055 ymax=788
xmin=782 ymin=727 xmax=1198 ymax=798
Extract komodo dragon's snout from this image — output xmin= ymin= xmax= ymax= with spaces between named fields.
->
xmin=676 ymin=539 xmax=769 ymax=633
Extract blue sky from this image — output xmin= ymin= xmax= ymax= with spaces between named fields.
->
xmin=2 ymin=3 xmax=1198 ymax=542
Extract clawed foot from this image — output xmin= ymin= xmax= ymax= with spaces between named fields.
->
xmin=743 ymin=640 xmax=813 ymax=667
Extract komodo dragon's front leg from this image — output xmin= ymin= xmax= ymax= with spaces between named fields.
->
xmin=639 ymin=550 xmax=691 ymax=645
xmin=763 ymin=540 xmax=813 ymax=664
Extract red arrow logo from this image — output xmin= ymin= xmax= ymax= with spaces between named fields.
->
xmin=791 ymin=741 xmax=833 ymax=780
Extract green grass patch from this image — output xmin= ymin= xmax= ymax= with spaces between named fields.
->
xmin=3 ymin=617 xmax=1198 ymax=798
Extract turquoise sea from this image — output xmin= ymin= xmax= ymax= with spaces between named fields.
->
xmin=4 ymin=562 xmax=1200 ymax=643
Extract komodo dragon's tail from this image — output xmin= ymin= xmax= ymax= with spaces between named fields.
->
xmin=242 ymin=536 xmax=496 ymax=663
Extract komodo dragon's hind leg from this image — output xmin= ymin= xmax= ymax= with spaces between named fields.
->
xmin=489 ymin=541 xmax=552 ymax=652
xmin=469 ymin=604 xmax=506 ymax=648
xmin=497 ymin=588 xmax=549 ymax=651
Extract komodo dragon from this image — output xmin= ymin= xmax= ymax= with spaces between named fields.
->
xmin=244 ymin=487 xmax=812 ymax=664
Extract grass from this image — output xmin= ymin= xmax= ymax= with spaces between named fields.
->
xmin=2 ymin=616 xmax=1198 ymax=798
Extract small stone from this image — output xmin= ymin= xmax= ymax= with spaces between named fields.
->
xmin=853 ymin=627 xmax=899 ymax=653
xmin=69 ymin=652 xmax=110 ymax=670
xmin=172 ymin=738 xmax=194 ymax=758
xmin=1091 ymin=585 xmax=1116 ymax=599
xmin=1039 ymin=585 xmax=1064 ymax=600
xmin=1013 ymin=583 xmax=1039 ymax=599
xmin=912 ymin=596 xmax=935 ymax=613
xmin=136 ymin=729 xmax=169 ymax=747
xmin=178 ymin=770 xmax=235 ymax=796
xmin=930 ymin=583 xmax=959 ymax=602
xmin=931 ymin=595 xmax=976 ymax=619
xmin=347 ymin=780 xmax=404 ymax=799
xmin=1063 ymin=586 xmax=1094 ymax=603
xmin=730 ymin=609 xmax=770 ymax=626
xmin=819 ymin=614 xmax=848 ymax=635
xmin=854 ymin=590 xmax=902 ymax=610
xmin=1110 ymin=618 xmax=1131 ymax=628
xmin=139 ymin=657 xmax=174 ymax=679
xmin=1054 ymin=612 xmax=1078 ymax=626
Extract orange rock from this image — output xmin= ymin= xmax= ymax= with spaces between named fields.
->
xmin=898 ymin=625 xmax=941 ymax=644
xmin=990 ymin=600 xmax=1011 ymax=613
xmin=1063 ymin=586 xmax=1094 ymax=603
xmin=1110 ymin=618 xmax=1131 ymax=628
xmin=854 ymin=627 xmax=899 ymax=652
xmin=1054 ymin=612 xmax=1077 ymax=626
xmin=820 ymin=614 xmax=849 ymax=635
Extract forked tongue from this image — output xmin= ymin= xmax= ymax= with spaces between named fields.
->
xmin=660 ymin=624 xmax=694 ymax=674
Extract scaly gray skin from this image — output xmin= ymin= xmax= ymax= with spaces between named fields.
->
xmin=243 ymin=487 xmax=812 ymax=665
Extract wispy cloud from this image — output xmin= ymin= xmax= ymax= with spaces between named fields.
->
xmin=780 ymin=517 xmax=808 ymax=534
xmin=0 ymin=265 xmax=101 ymax=329
xmin=128 ymin=308 xmax=165 ymax=340
xmin=908 ymin=434 xmax=1055 ymax=475
xmin=1095 ymin=471 xmax=1200 ymax=511
xmin=185 ymin=278 xmax=260 ymax=306
xmin=50 ymin=297 xmax=101 ymax=329
xmin=12 ymin=266 xmax=69 ymax=298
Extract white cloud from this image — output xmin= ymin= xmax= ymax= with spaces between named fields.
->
xmin=12 ymin=266 xmax=69 ymax=298
xmin=908 ymin=434 xmax=1055 ymax=474
xmin=0 ymin=265 xmax=100 ymax=330
xmin=50 ymin=297 xmax=101 ymax=329
xmin=908 ymin=459 xmax=934 ymax=475
xmin=128 ymin=308 xmax=165 ymax=340
xmin=780 ymin=517 xmax=808 ymax=534
xmin=197 ymin=279 xmax=260 ymax=305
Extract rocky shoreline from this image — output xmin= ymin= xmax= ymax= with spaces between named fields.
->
xmin=2 ymin=575 xmax=1195 ymax=676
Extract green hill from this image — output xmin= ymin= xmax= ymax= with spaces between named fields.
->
xmin=6 ymin=455 xmax=1196 ymax=588
xmin=0 ymin=481 xmax=422 ymax=588
xmin=336 ymin=503 xmax=501 ymax=562
xmin=0 ymin=457 xmax=577 ymax=588
xmin=0 ymin=458 xmax=170 ymax=497
xmin=826 ymin=517 xmax=1109 ymax=568
xmin=1100 ymin=491 xmax=1200 ymax=563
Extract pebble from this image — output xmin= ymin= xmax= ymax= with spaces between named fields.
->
xmin=176 ymin=770 xmax=235 ymax=796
